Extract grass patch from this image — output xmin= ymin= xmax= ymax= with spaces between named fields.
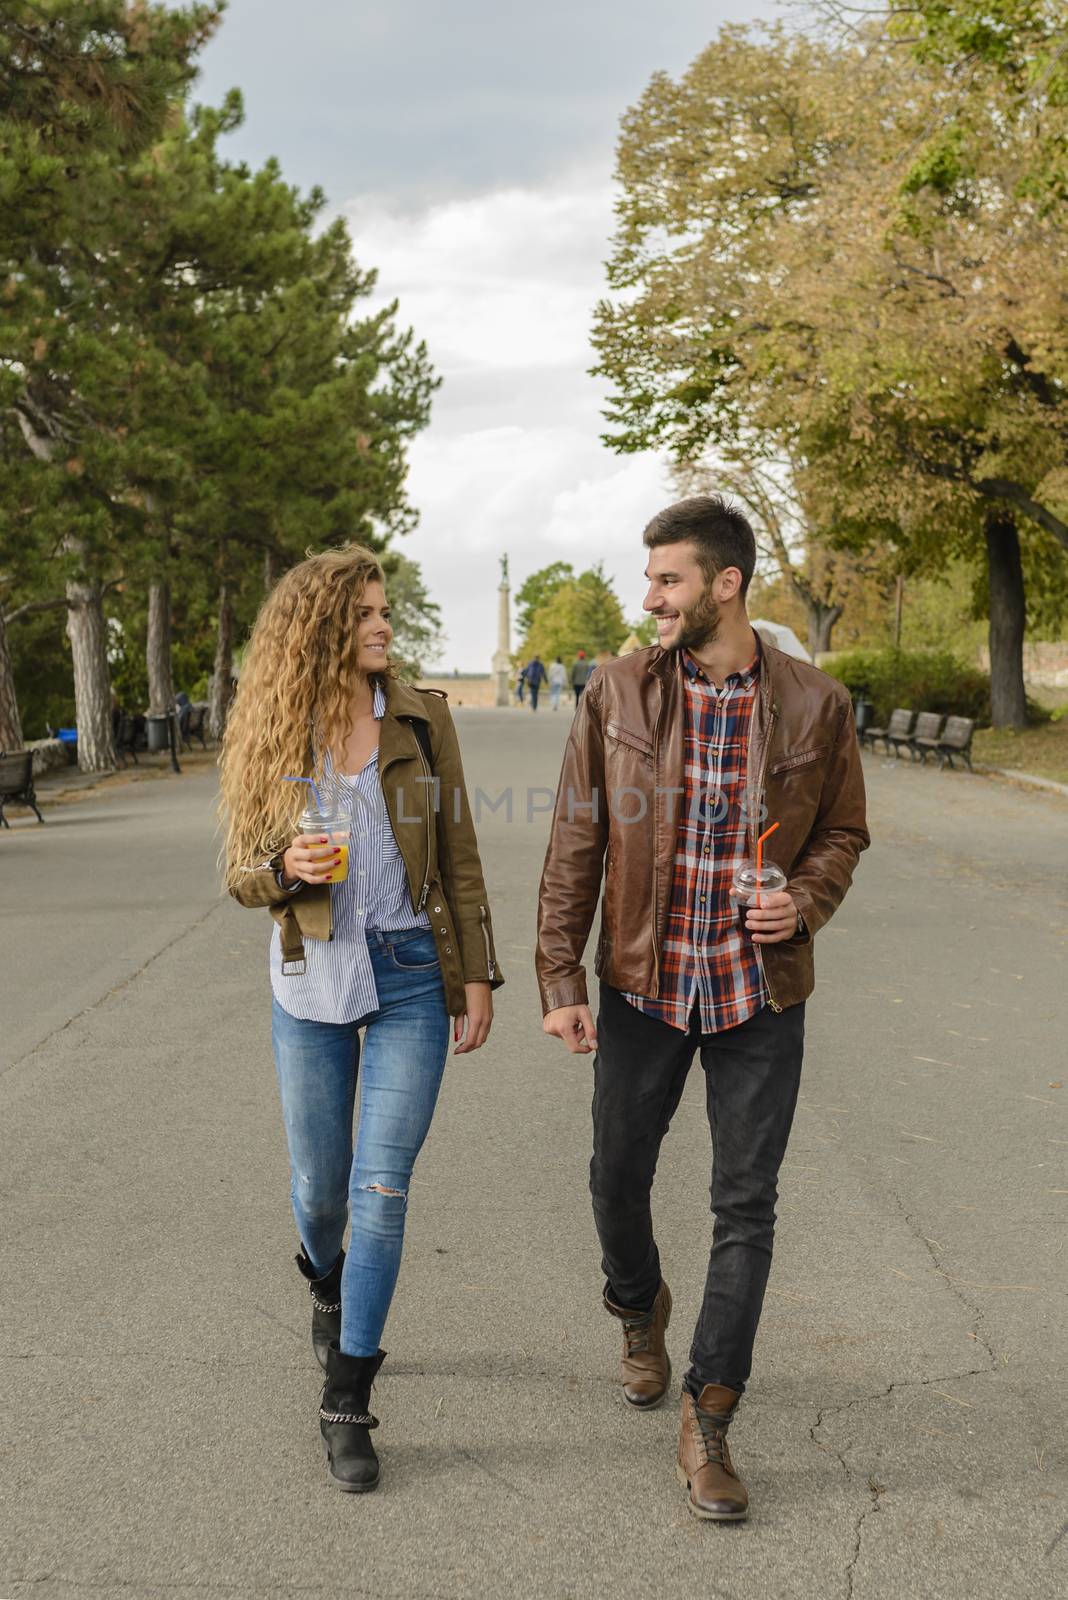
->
xmin=974 ymin=716 xmax=1068 ymax=786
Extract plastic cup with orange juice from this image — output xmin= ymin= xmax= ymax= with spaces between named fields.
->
xmin=298 ymin=803 xmax=351 ymax=884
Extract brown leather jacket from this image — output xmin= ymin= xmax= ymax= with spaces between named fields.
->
xmin=536 ymin=641 xmax=869 ymax=1016
xmin=230 ymin=678 xmax=504 ymax=1018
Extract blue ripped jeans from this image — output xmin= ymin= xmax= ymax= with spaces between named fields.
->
xmin=271 ymin=927 xmax=450 ymax=1357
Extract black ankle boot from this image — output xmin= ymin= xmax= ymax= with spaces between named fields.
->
xmin=295 ymin=1245 xmax=344 ymax=1373
xmin=320 ymin=1345 xmax=386 ymax=1492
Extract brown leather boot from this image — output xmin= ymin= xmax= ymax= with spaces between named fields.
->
xmin=603 ymin=1280 xmax=672 ymax=1408
xmin=676 ymin=1384 xmax=748 ymax=1521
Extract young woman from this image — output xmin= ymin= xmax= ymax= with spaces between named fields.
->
xmin=219 ymin=544 xmax=503 ymax=1493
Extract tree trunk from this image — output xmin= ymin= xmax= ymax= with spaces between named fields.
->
xmin=66 ymin=575 xmax=116 ymax=772
xmin=146 ymin=578 xmax=174 ymax=714
xmin=0 ymin=608 xmax=24 ymax=750
xmin=208 ymin=579 xmax=235 ymax=741
xmin=984 ymin=508 xmax=1027 ymax=730
xmin=804 ymin=598 xmax=843 ymax=659
xmin=264 ymin=546 xmax=282 ymax=593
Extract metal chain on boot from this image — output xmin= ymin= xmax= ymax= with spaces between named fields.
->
xmin=319 ymin=1408 xmax=379 ymax=1427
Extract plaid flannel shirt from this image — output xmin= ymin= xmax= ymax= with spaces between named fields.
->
xmin=622 ymin=646 xmax=766 ymax=1033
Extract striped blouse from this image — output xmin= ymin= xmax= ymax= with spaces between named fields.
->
xmin=269 ymin=681 xmax=431 ymax=1023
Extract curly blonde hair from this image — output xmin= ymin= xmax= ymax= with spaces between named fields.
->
xmin=218 ymin=544 xmax=395 ymax=890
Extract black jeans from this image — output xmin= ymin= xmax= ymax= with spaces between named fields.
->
xmin=590 ymin=983 xmax=804 ymax=1396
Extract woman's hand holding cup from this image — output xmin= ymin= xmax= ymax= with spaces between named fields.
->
xmin=281 ymin=834 xmax=342 ymax=886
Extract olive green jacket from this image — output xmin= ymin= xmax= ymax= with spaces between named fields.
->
xmin=230 ymin=678 xmax=504 ymax=1017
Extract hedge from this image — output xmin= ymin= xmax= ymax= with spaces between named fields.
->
xmin=823 ymin=648 xmax=993 ymax=726
xmin=823 ymin=647 xmax=1052 ymax=727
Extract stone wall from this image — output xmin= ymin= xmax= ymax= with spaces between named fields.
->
xmin=976 ymin=641 xmax=1068 ymax=688
xmin=26 ymin=739 xmax=73 ymax=776
xmin=415 ymin=674 xmax=499 ymax=707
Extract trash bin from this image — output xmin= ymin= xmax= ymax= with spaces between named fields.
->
xmin=146 ymin=713 xmax=171 ymax=752
xmin=57 ymin=727 xmax=78 ymax=764
xmin=853 ymin=697 xmax=873 ymax=734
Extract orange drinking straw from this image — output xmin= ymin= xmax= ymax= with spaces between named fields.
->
xmin=755 ymin=821 xmax=780 ymax=907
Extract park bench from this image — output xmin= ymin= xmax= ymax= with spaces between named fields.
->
xmin=0 ymin=750 xmax=44 ymax=827
xmin=906 ymin=711 xmax=946 ymax=762
xmin=862 ymin=705 xmax=977 ymax=774
xmin=862 ymin=707 xmax=914 ymax=754
xmin=915 ymin=714 xmax=976 ymax=771
xmin=116 ymin=714 xmax=141 ymax=767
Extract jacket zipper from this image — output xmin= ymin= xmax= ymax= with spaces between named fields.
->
xmin=650 ymin=679 xmax=666 ymax=998
xmin=479 ymin=904 xmax=496 ymax=981
xmin=415 ymin=736 xmax=432 ymax=911
xmin=752 ymin=699 xmax=781 ymax=1012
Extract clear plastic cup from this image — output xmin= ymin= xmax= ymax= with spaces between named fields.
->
xmin=299 ymin=805 xmax=351 ymax=884
xmin=731 ymin=859 xmax=787 ymax=937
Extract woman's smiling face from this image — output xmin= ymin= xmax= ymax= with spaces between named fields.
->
xmin=355 ymin=580 xmax=393 ymax=671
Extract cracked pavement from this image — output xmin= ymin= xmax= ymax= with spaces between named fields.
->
xmin=1 ymin=712 xmax=1066 ymax=1599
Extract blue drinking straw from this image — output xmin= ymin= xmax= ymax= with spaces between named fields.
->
xmin=282 ymin=774 xmax=326 ymax=814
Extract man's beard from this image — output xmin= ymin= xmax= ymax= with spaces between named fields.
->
xmin=674 ymin=588 xmax=722 ymax=651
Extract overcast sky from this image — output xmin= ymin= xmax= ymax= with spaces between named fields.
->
xmin=196 ymin=0 xmax=780 ymax=670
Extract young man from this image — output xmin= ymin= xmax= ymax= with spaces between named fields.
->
xmin=570 ymin=650 xmax=590 ymax=704
xmin=536 ymin=496 xmax=868 ymax=1522
xmin=525 ymin=654 xmax=547 ymax=711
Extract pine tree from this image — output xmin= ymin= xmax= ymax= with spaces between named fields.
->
xmin=0 ymin=1 xmax=220 ymax=767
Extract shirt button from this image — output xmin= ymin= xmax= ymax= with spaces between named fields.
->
xmin=444 ymin=945 xmax=452 ymax=953
xmin=440 ymin=927 xmax=447 ymax=934
xmin=433 ymin=905 xmax=443 ymax=913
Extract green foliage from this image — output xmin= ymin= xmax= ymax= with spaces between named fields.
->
xmin=0 ymin=2 xmax=439 ymax=746
xmin=108 ymin=618 xmax=149 ymax=715
xmin=825 ymin=646 xmax=990 ymax=723
xmin=823 ymin=645 xmax=1051 ymax=727
xmin=594 ymin=15 xmax=1068 ymax=731
xmin=515 ymin=562 xmax=575 ymax=639
xmin=380 ymin=551 xmax=445 ymax=680
xmin=628 ymin=614 xmax=659 ymax=645
xmin=523 ymin=564 xmax=628 ymax=663
xmin=898 ymin=2 xmax=1068 ymax=200
xmin=5 ymin=612 xmax=74 ymax=738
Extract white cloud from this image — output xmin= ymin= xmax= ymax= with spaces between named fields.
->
xmin=344 ymin=170 xmax=675 ymax=670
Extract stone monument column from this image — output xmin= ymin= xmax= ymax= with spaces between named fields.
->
xmin=491 ymin=553 xmax=512 ymax=707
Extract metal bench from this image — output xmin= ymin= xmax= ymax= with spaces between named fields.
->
xmin=908 ymin=712 xmax=946 ymax=763
xmin=0 ymin=750 xmax=44 ymax=826
xmin=922 ymin=714 xmax=976 ymax=771
xmin=863 ymin=707 xmax=914 ymax=754
xmin=115 ymin=714 xmax=141 ymax=767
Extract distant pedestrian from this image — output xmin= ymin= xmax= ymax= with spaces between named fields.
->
xmin=175 ymin=689 xmax=193 ymax=742
xmin=219 ymin=543 xmax=503 ymax=1495
xmin=571 ymin=650 xmax=590 ymax=704
xmin=548 ymin=656 xmax=567 ymax=711
xmin=516 ymin=664 xmax=527 ymax=704
xmin=525 ymin=654 xmax=546 ymax=711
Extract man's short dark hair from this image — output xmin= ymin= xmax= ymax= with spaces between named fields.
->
xmin=643 ymin=494 xmax=756 ymax=596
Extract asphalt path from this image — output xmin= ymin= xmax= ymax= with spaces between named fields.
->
xmin=1 ymin=707 xmax=1066 ymax=1600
